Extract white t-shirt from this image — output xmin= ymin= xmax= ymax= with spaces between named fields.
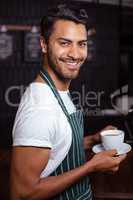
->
xmin=12 ymin=82 xmax=76 ymax=177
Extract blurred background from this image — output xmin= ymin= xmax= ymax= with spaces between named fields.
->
xmin=0 ymin=0 xmax=133 ymax=199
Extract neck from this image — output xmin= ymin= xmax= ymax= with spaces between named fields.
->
xmin=45 ymin=66 xmax=71 ymax=91
xmin=35 ymin=65 xmax=71 ymax=91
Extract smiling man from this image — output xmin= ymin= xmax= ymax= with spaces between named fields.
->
xmin=40 ymin=17 xmax=88 ymax=89
xmin=10 ymin=4 xmax=126 ymax=200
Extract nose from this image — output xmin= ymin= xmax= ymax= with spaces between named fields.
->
xmin=67 ymin=45 xmax=80 ymax=59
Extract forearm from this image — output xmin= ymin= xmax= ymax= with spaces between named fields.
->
xmin=19 ymin=162 xmax=94 ymax=200
xmin=84 ymin=133 xmax=100 ymax=150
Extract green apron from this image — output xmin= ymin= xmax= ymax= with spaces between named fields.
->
xmin=40 ymin=69 xmax=92 ymax=200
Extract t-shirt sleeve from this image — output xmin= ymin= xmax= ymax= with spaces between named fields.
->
xmin=12 ymin=108 xmax=56 ymax=148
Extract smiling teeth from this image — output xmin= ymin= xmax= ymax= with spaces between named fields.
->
xmin=66 ymin=62 xmax=77 ymax=65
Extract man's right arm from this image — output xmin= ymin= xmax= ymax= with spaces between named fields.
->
xmin=10 ymin=146 xmax=126 ymax=200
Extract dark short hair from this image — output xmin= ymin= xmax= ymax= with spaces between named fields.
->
xmin=40 ymin=3 xmax=89 ymax=42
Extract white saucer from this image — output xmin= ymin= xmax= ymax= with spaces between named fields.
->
xmin=92 ymin=143 xmax=132 ymax=155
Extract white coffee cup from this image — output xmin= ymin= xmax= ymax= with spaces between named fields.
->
xmin=100 ymin=129 xmax=125 ymax=153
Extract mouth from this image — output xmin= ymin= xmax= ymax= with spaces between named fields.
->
xmin=60 ymin=59 xmax=82 ymax=70
xmin=65 ymin=61 xmax=79 ymax=69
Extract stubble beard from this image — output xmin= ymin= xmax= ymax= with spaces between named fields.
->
xmin=47 ymin=50 xmax=80 ymax=83
xmin=47 ymin=48 xmax=85 ymax=83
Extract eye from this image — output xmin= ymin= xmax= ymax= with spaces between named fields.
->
xmin=59 ymin=41 xmax=70 ymax=47
xmin=79 ymin=42 xmax=87 ymax=48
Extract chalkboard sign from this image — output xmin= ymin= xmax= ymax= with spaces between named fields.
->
xmin=0 ymin=33 xmax=13 ymax=60
xmin=24 ymin=27 xmax=41 ymax=62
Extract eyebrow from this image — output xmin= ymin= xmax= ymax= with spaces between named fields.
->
xmin=57 ymin=38 xmax=88 ymax=43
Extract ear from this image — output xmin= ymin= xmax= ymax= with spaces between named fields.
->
xmin=40 ymin=36 xmax=47 ymax=53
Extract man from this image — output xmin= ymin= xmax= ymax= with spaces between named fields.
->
xmin=10 ymin=4 xmax=126 ymax=200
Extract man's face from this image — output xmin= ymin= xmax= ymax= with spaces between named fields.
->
xmin=45 ymin=19 xmax=88 ymax=81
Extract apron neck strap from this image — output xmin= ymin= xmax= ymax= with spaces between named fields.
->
xmin=40 ymin=68 xmax=70 ymax=118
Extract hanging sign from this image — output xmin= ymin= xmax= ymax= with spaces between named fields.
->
xmin=24 ymin=26 xmax=41 ymax=62
xmin=0 ymin=26 xmax=13 ymax=60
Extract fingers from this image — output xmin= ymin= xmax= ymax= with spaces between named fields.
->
xmin=113 ymin=166 xmax=119 ymax=171
xmin=117 ymin=154 xmax=127 ymax=163
xmin=103 ymin=125 xmax=117 ymax=131
xmin=103 ymin=149 xmax=118 ymax=156
xmin=111 ymin=154 xmax=127 ymax=172
xmin=108 ymin=166 xmax=119 ymax=174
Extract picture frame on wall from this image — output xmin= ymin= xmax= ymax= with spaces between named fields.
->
xmin=24 ymin=26 xmax=41 ymax=63
xmin=0 ymin=26 xmax=14 ymax=61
